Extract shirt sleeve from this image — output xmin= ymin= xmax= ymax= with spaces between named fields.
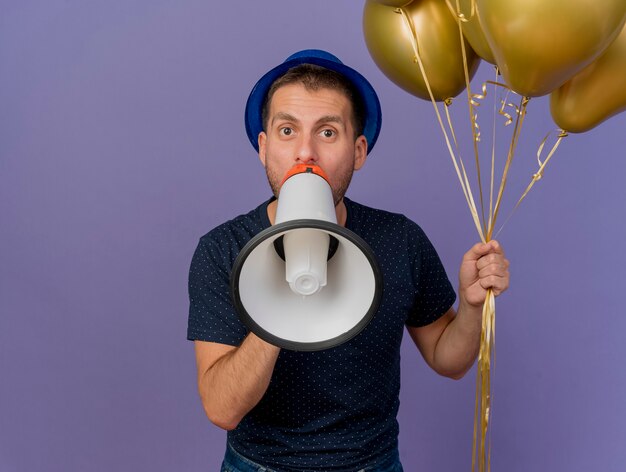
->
xmin=187 ymin=235 xmax=248 ymax=345
xmin=404 ymin=219 xmax=457 ymax=327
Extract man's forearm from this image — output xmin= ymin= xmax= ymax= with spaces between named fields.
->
xmin=198 ymin=334 xmax=280 ymax=430
xmin=432 ymin=301 xmax=483 ymax=379
xmin=432 ymin=239 xmax=510 ymax=379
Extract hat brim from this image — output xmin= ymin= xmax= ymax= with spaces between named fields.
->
xmin=244 ymin=53 xmax=381 ymax=155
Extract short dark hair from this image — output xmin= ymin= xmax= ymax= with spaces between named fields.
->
xmin=261 ymin=64 xmax=366 ymax=139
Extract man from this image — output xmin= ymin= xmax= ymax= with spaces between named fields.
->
xmin=188 ymin=50 xmax=509 ymax=472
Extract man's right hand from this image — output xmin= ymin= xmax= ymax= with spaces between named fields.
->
xmin=195 ymin=334 xmax=280 ymax=430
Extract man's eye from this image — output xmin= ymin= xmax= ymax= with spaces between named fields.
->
xmin=321 ymin=129 xmax=335 ymax=138
xmin=279 ymin=127 xmax=293 ymax=136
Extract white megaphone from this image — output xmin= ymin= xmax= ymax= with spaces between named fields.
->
xmin=230 ymin=164 xmax=382 ymax=351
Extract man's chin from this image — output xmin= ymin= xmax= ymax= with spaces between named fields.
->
xmin=266 ymin=166 xmax=352 ymax=208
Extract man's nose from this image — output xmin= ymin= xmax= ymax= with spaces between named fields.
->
xmin=294 ymin=135 xmax=318 ymax=164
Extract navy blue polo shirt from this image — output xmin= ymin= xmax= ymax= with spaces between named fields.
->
xmin=188 ymin=197 xmax=456 ymax=471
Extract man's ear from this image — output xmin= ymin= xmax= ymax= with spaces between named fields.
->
xmin=353 ymin=135 xmax=368 ymax=171
xmin=258 ymin=132 xmax=267 ymax=167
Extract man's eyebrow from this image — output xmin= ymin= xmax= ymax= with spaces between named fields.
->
xmin=316 ymin=115 xmax=344 ymax=127
xmin=271 ymin=112 xmax=299 ymax=126
xmin=270 ymin=112 xmax=345 ymax=128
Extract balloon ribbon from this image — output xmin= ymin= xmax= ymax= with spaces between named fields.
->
xmin=397 ymin=2 xmax=567 ymax=471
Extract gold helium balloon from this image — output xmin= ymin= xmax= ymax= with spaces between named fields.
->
xmin=475 ymin=0 xmax=626 ymax=97
xmin=446 ymin=0 xmax=495 ymax=63
xmin=551 ymin=24 xmax=626 ymax=133
xmin=372 ymin=0 xmax=415 ymax=6
xmin=363 ymin=0 xmax=480 ymax=101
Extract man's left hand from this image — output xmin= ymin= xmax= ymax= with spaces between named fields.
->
xmin=458 ymin=240 xmax=510 ymax=308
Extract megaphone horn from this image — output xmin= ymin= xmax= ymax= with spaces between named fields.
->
xmin=230 ymin=165 xmax=382 ymax=351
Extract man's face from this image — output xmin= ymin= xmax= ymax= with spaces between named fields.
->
xmin=258 ymin=83 xmax=367 ymax=205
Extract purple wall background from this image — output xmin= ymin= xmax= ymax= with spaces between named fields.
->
xmin=1 ymin=1 xmax=625 ymax=471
